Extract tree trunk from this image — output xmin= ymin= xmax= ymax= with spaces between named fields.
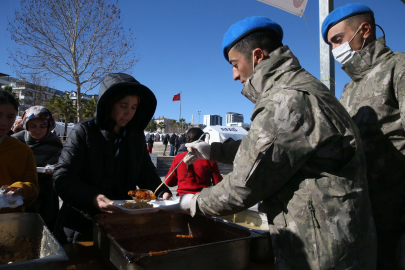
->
xmin=76 ymin=84 xmax=82 ymax=123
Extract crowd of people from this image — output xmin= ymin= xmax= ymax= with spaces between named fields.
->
xmin=0 ymin=2 xmax=404 ymax=269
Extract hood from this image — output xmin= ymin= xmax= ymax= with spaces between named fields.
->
xmin=241 ymin=45 xmax=301 ymax=104
xmin=95 ymin=73 xmax=157 ymax=131
xmin=342 ymin=37 xmax=393 ymax=81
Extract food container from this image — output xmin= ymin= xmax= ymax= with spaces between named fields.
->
xmin=220 ymin=210 xmax=273 ymax=262
xmin=93 ymin=211 xmax=261 ymax=270
xmin=0 ymin=213 xmax=68 ymax=269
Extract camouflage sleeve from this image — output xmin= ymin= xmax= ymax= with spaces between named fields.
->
xmin=210 ymin=138 xmax=241 ymax=164
xmin=193 ymin=95 xmax=316 ymax=217
xmin=395 ymin=70 xmax=405 ymax=131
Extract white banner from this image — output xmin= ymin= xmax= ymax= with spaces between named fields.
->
xmin=257 ymin=0 xmax=309 ymax=17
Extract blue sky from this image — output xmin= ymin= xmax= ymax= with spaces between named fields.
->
xmin=1 ymin=0 xmax=404 ymax=124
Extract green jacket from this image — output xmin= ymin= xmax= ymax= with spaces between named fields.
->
xmin=190 ymin=46 xmax=376 ymax=270
xmin=341 ymin=37 xmax=405 ymax=231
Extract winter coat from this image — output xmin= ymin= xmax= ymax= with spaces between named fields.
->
xmin=12 ymin=130 xmax=62 ymax=166
xmin=147 ymin=137 xmax=154 ymax=147
xmin=166 ymin=152 xmax=222 ymax=196
xmin=190 ymin=46 xmax=377 ymax=270
xmin=340 ymin=37 xmax=405 ymax=232
xmin=163 ymin=136 xmax=169 ymax=145
xmin=53 ymin=73 xmax=170 ymax=243
xmin=179 ymin=135 xmax=186 ymax=144
xmin=169 ymin=134 xmax=176 ymax=145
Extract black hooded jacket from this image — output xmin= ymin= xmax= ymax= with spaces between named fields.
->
xmin=53 ymin=73 xmax=170 ymax=242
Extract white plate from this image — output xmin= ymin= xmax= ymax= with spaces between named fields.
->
xmin=113 ymin=200 xmax=160 ymax=215
xmin=112 ymin=198 xmax=179 ymax=215
xmin=0 ymin=195 xmax=24 ymax=209
xmin=37 ymin=167 xmax=46 ymax=173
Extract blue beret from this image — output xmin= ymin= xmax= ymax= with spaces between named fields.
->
xmin=321 ymin=3 xmax=374 ymax=45
xmin=222 ymin=16 xmax=283 ymax=61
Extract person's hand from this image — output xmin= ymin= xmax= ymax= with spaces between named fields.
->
xmin=184 ymin=141 xmax=211 ymax=165
xmin=4 ymin=187 xmax=23 ymax=197
xmin=92 ymin=194 xmax=122 ymax=214
xmin=162 ymin=193 xmax=194 ymax=214
xmin=162 ymin=192 xmax=172 ymax=200
xmin=45 ymin=164 xmax=57 ymax=175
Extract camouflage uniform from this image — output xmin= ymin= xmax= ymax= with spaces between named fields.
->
xmin=190 ymin=46 xmax=377 ymax=270
xmin=340 ymin=37 xmax=405 ymax=269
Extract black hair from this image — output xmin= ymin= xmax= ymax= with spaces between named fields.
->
xmin=343 ymin=13 xmax=376 ymax=37
xmin=232 ymin=30 xmax=283 ymax=61
xmin=0 ymin=90 xmax=19 ymax=113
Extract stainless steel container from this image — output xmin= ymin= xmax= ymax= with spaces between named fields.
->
xmin=220 ymin=210 xmax=274 ymax=262
xmin=93 ymin=211 xmax=260 ymax=270
xmin=0 ymin=213 xmax=68 ymax=269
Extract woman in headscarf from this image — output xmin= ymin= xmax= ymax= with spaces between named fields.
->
xmin=53 ymin=73 xmax=172 ymax=243
xmin=0 ymin=90 xmax=39 ymax=214
xmin=12 ymin=106 xmax=63 ymax=230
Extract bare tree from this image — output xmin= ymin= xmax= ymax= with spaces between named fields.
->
xmin=8 ymin=0 xmax=137 ymax=122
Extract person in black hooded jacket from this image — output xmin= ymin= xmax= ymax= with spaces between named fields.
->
xmin=53 ymin=73 xmax=172 ymax=243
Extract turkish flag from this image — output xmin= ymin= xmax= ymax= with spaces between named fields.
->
xmin=173 ymin=93 xmax=180 ymax=101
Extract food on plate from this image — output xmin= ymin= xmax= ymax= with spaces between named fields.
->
xmin=0 ymin=237 xmax=34 ymax=265
xmin=127 ymin=189 xmax=156 ymax=202
xmin=149 ymin=250 xmax=169 ymax=256
xmin=120 ymin=201 xmax=153 ymax=209
xmin=176 ymin=235 xmax=193 ymax=238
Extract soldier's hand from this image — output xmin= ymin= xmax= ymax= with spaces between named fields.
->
xmin=184 ymin=141 xmax=211 ymax=164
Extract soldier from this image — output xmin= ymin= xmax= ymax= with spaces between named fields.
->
xmin=322 ymin=3 xmax=405 ymax=269
xmin=168 ymin=16 xmax=377 ymax=269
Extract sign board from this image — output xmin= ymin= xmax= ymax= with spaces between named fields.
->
xmin=257 ymin=0 xmax=308 ymax=17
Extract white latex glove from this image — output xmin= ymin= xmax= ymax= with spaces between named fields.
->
xmin=184 ymin=141 xmax=211 ymax=165
xmin=162 ymin=193 xmax=194 ymax=214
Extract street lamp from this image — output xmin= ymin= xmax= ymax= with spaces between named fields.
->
xmin=198 ymin=111 xmax=201 ymax=125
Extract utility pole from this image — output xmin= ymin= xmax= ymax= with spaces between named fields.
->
xmin=198 ymin=111 xmax=201 ymax=125
xmin=319 ymin=0 xmax=335 ymax=95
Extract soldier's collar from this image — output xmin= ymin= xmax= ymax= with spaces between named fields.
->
xmin=342 ymin=37 xmax=393 ymax=81
xmin=242 ymin=45 xmax=300 ymax=104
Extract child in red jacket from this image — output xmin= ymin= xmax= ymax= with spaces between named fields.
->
xmin=165 ymin=128 xmax=222 ymax=196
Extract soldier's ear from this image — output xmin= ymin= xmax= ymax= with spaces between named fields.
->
xmin=253 ymin=48 xmax=265 ymax=64
xmin=360 ymin=22 xmax=372 ymax=40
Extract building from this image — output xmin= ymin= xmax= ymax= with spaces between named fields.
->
xmin=68 ymin=90 xmax=98 ymax=106
xmin=154 ymin=117 xmax=177 ymax=134
xmin=0 ymin=73 xmax=64 ymax=116
xmin=203 ymin=115 xmax=222 ymax=126
xmin=0 ymin=73 xmax=19 ymax=87
xmin=226 ymin=112 xmax=244 ymax=126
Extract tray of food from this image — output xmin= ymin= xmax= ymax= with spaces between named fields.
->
xmin=93 ymin=212 xmax=260 ymax=270
xmin=0 ymin=213 xmax=68 ymax=269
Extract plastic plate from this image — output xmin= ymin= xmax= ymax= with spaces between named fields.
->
xmin=0 ymin=195 xmax=24 ymax=209
xmin=113 ymin=198 xmax=179 ymax=215
xmin=37 ymin=167 xmax=46 ymax=173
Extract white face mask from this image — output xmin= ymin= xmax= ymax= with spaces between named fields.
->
xmin=332 ymin=25 xmax=366 ymax=65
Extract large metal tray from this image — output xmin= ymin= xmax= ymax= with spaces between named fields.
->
xmin=221 ymin=209 xmax=273 ymax=262
xmin=93 ymin=211 xmax=260 ymax=270
xmin=0 ymin=213 xmax=68 ymax=269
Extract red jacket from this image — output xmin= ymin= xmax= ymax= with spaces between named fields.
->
xmin=165 ymin=152 xmax=223 ymax=196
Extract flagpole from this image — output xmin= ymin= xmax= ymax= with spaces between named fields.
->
xmin=179 ymin=91 xmax=181 ymax=122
